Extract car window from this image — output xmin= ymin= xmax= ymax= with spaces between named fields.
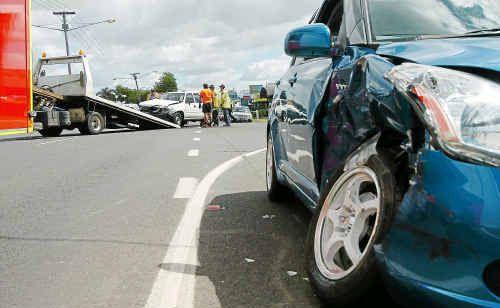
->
xmin=291 ymin=2 xmax=342 ymax=67
xmin=39 ymin=62 xmax=84 ymax=77
xmin=164 ymin=93 xmax=185 ymax=101
xmin=186 ymin=93 xmax=194 ymax=104
xmin=193 ymin=93 xmax=200 ymax=104
xmin=367 ymin=0 xmax=500 ymax=42
xmin=316 ymin=0 xmax=343 ymax=37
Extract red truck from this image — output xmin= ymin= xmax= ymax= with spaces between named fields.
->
xmin=0 ymin=0 xmax=32 ymax=136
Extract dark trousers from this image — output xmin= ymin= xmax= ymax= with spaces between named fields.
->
xmin=212 ymin=109 xmax=219 ymax=126
xmin=223 ymin=108 xmax=231 ymax=126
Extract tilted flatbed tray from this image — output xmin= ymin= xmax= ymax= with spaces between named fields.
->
xmin=84 ymin=95 xmax=180 ymax=129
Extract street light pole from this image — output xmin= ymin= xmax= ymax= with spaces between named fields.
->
xmin=53 ymin=11 xmax=75 ymax=74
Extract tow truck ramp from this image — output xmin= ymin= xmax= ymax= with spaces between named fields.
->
xmin=85 ymin=95 xmax=180 ymax=129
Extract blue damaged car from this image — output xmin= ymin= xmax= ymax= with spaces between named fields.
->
xmin=266 ymin=0 xmax=500 ymax=306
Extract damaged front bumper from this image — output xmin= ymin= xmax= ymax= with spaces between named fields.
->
xmin=139 ymin=106 xmax=175 ymax=122
xmin=375 ymin=150 xmax=500 ymax=307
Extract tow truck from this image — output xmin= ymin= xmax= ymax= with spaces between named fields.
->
xmin=0 ymin=0 xmax=179 ymax=138
xmin=32 ymin=53 xmax=179 ymax=136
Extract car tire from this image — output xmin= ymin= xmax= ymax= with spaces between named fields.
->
xmin=173 ymin=112 xmax=184 ymax=127
xmin=266 ymin=135 xmax=288 ymax=201
xmin=305 ymin=155 xmax=397 ymax=305
xmin=39 ymin=127 xmax=63 ymax=137
xmin=83 ymin=112 xmax=105 ymax=135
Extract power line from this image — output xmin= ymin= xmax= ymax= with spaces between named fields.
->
xmin=34 ymin=1 xmax=109 ymax=56
xmin=113 ymin=71 xmax=159 ymax=91
xmin=33 ymin=9 xmax=115 ymax=74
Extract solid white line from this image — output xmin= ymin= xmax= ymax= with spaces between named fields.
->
xmin=187 ymin=149 xmax=199 ymax=157
xmin=173 ymin=178 xmax=199 ymax=199
xmin=38 ymin=138 xmax=73 ymax=146
xmin=144 ymin=148 xmax=265 ymax=308
xmin=193 ymin=137 xmax=200 ymax=142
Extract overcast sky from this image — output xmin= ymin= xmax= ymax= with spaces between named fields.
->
xmin=32 ymin=0 xmax=321 ymax=92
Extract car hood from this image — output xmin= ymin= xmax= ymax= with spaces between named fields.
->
xmin=139 ymin=99 xmax=178 ymax=107
xmin=377 ymin=37 xmax=500 ymax=72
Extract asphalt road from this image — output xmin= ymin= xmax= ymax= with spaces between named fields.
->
xmin=0 ymin=122 xmax=396 ymax=308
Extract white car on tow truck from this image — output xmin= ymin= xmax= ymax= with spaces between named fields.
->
xmin=139 ymin=91 xmax=204 ymax=127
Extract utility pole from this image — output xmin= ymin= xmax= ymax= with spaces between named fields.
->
xmin=113 ymin=71 xmax=158 ymax=91
xmin=130 ymin=73 xmax=141 ymax=91
xmin=53 ymin=11 xmax=75 ymax=74
xmin=34 ymin=14 xmax=115 ymax=75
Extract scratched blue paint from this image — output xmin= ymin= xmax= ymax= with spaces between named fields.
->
xmin=375 ymin=150 xmax=500 ymax=306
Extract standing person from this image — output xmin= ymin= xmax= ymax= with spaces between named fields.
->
xmin=210 ymin=85 xmax=220 ymax=127
xmin=147 ymin=89 xmax=155 ymax=100
xmin=199 ymin=83 xmax=213 ymax=127
xmin=229 ymin=100 xmax=237 ymax=122
xmin=219 ymin=84 xmax=232 ymax=127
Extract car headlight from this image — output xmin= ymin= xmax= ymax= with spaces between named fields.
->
xmin=387 ymin=63 xmax=500 ymax=166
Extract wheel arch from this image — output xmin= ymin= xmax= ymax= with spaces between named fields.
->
xmin=314 ymin=54 xmax=426 ymax=198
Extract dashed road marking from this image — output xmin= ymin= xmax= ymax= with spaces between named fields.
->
xmin=193 ymin=137 xmax=200 ymax=141
xmin=187 ymin=149 xmax=199 ymax=157
xmin=173 ymin=178 xmax=199 ymax=199
xmin=38 ymin=138 xmax=73 ymax=146
xmin=194 ymin=130 xmax=201 ymax=134
xmin=144 ymin=148 xmax=265 ymax=308
xmin=115 ymin=199 xmax=127 ymax=205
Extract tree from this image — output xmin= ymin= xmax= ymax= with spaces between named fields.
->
xmin=96 ymin=87 xmax=115 ymax=101
xmin=115 ymin=85 xmax=149 ymax=103
xmin=154 ymin=72 xmax=177 ymax=93
xmin=97 ymin=85 xmax=149 ymax=104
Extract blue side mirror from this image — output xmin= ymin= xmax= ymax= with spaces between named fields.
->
xmin=284 ymin=23 xmax=332 ymax=58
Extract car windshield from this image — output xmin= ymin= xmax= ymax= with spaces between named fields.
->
xmin=367 ymin=0 xmax=500 ymax=42
xmin=162 ymin=93 xmax=185 ymax=101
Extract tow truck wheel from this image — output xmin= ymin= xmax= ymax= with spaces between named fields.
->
xmin=39 ymin=127 xmax=63 ymax=137
xmin=84 ymin=112 xmax=105 ymax=135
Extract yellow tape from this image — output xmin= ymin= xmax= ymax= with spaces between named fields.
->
xmin=0 ymin=129 xmax=27 ymax=137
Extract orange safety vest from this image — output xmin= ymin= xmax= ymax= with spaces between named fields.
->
xmin=199 ymin=89 xmax=213 ymax=104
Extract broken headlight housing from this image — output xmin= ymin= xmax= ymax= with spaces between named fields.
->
xmin=387 ymin=63 xmax=500 ymax=166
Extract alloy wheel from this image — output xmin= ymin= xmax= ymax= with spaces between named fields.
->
xmin=314 ymin=167 xmax=381 ymax=280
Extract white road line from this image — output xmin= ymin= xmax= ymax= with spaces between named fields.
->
xmin=173 ymin=178 xmax=199 ymax=199
xmin=194 ymin=130 xmax=202 ymax=134
xmin=187 ymin=149 xmax=199 ymax=157
xmin=193 ymin=137 xmax=200 ymax=142
xmin=115 ymin=199 xmax=127 ymax=205
xmin=38 ymin=138 xmax=73 ymax=146
xmin=144 ymin=148 xmax=265 ymax=308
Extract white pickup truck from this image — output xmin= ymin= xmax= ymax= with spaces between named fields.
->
xmin=139 ymin=91 xmax=204 ymax=127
